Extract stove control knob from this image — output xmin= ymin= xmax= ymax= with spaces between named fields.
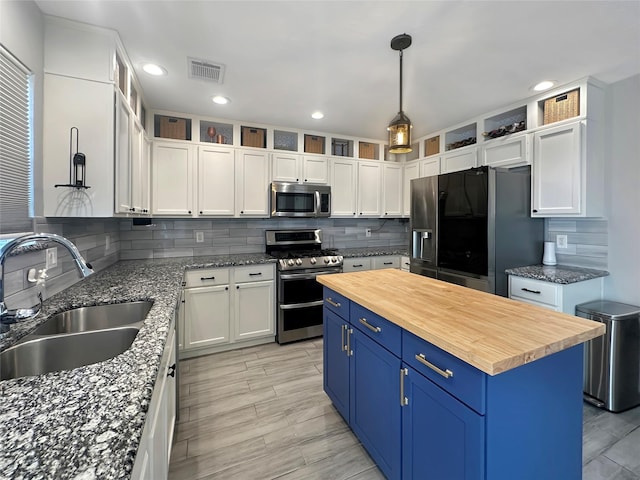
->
xmin=310 ymin=257 xmax=317 ymax=264
xmin=295 ymin=258 xmax=303 ymax=266
xmin=331 ymin=257 xmax=338 ymax=263
xmin=287 ymin=259 xmax=295 ymax=266
xmin=324 ymin=258 xmax=330 ymax=264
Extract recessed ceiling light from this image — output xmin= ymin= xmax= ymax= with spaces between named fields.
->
xmin=212 ymin=95 xmax=230 ymax=105
xmin=142 ymin=63 xmax=167 ymax=76
xmin=533 ymin=80 xmax=555 ymax=92
xmin=311 ymin=111 xmax=324 ymax=119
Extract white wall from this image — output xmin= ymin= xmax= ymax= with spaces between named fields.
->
xmin=0 ymin=0 xmax=44 ymax=216
xmin=603 ymin=74 xmax=640 ymax=306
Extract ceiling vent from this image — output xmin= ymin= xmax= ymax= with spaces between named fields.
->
xmin=187 ymin=57 xmax=225 ymax=84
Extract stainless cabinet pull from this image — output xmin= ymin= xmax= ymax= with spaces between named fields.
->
xmin=249 ymin=272 xmax=262 ymax=276
xmin=200 ymin=276 xmax=215 ymax=281
xmin=400 ymin=367 xmax=408 ymax=406
xmin=341 ymin=324 xmax=346 ymax=352
xmin=359 ymin=317 xmax=381 ymax=333
xmin=383 ymin=262 xmax=393 ymax=265
xmin=521 ymin=288 xmax=541 ymax=294
xmin=415 ymin=353 xmax=453 ymax=379
xmin=347 ymin=328 xmax=353 ymax=356
xmin=326 ymin=297 xmax=341 ymax=308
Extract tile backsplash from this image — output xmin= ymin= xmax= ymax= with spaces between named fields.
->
xmin=546 ymin=218 xmax=608 ymax=270
xmin=3 ymin=218 xmax=121 ymax=310
xmin=119 ymin=217 xmax=410 ymax=260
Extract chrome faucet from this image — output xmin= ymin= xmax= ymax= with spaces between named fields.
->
xmin=0 ymin=233 xmax=94 ymax=333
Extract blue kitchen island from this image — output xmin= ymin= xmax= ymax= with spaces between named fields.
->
xmin=317 ymin=269 xmax=605 ymax=480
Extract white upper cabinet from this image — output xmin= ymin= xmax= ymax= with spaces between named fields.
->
xmin=403 ymin=161 xmax=420 ymax=217
xmin=198 ymin=145 xmax=235 ymax=216
xmin=481 ymin=134 xmax=530 ymax=168
xmin=271 ymin=153 xmax=328 ymax=184
xmin=532 ymin=121 xmax=583 ymax=216
xmin=441 ymin=147 xmax=478 ymax=174
xmin=357 ymin=161 xmax=382 ymax=217
xmin=330 ymin=158 xmax=358 ymax=217
xmin=382 ymin=163 xmax=403 ymax=218
xmin=236 ymin=149 xmax=270 ymax=217
xmin=152 ymin=142 xmax=195 ymax=216
xmin=420 ymin=157 xmax=441 ymax=177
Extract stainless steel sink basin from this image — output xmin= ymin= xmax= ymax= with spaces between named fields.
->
xmin=0 ymin=326 xmax=140 ymax=380
xmin=29 ymin=301 xmax=152 ymax=335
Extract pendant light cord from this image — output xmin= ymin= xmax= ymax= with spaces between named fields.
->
xmin=399 ymin=49 xmax=403 ymax=112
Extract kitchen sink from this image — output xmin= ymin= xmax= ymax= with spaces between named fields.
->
xmin=28 ymin=301 xmax=153 ymax=336
xmin=0 ymin=326 xmax=140 ymax=380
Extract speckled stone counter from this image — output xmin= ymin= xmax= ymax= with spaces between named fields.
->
xmin=0 ymin=254 xmax=275 ymax=480
xmin=336 ymin=246 xmax=409 ymax=258
xmin=505 ymin=264 xmax=609 ymax=285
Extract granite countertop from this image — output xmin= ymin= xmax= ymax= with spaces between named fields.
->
xmin=0 ymin=253 xmax=275 ymax=480
xmin=336 ymin=246 xmax=409 ymax=258
xmin=505 ymin=264 xmax=609 ymax=285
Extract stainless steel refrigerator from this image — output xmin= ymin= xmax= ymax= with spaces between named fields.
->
xmin=410 ymin=165 xmax=544 ymax=297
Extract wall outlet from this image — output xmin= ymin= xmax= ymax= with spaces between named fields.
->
xmin=365 ymin=228 xmax=371 ymax=238
xmin=556 ymin=235 xmax=568 ymax=249
xmin=195 ymin=231 xmax=204 ymax=243
xmin=105 ymin=234 xmax=110 ymax=253
xmin=46 ymin=247 xmax=57 ymax=269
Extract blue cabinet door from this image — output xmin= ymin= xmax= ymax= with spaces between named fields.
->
xmin=323 ymin=309 xmax=350 ymax=422
xmin=402 ymin=365 xmax=485 ymax=480
xmin=350 ymin=329 xmax=402 ymax=480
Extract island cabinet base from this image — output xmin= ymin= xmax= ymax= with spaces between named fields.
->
xmin=322 ymin=286 xmax=585 ymax=480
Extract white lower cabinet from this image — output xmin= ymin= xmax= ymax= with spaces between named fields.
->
xmin=372 ymin=255 xmax=400 ymax=269
xmin=181 ymin=264 xmax=275 ymax=357
xmin=343 ymin=256 xmax=401 ymax=272
xmin=508 ymin=275 xmax=603 ymax=314
xmin=131 ymin=317 xmax=177 ymax=480
xmin=400 ymin=255 xmax=410 ymax=272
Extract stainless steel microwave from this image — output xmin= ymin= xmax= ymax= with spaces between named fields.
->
xmin=270 ymin=182 xmax=331 ymax=218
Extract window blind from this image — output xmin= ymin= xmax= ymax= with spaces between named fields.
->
xmin=0 ymin=44 xmax=33 ymax=234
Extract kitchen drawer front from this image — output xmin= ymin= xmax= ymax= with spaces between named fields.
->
xmin=371 ymin=256 xmax=400 ymax=270
xmin=323 ymin=287 xmax=350 ymax=320
xmin=403 ymin=330 xmax=486 ymax=414
xmin=351 ymin=303 xmax=401 ymax=356
xmin=509 ymin=276 xmax=559 ymax=308
xmin=343 ymin=257 xmax=372 ymax=272
xmin=234 ymin=263 xmax=274 ymax=283
xmin=184 ymin=268 xmax=230 ymax=288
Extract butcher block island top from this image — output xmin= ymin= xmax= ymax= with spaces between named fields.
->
xmin=317 ymin=269 xmax=605 ymax=375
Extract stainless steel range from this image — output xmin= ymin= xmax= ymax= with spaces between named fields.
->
xmin=266 ymin=229 xmax=343 ymax=344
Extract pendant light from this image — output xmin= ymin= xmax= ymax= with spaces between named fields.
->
xmin=388 ymin=33 xmax=412 ymax=154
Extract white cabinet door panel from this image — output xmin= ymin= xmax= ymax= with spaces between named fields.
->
xmin=357 ymin=162 xmax=382 ymax=217
xmin=441 ymin=148 xmax=477 ymax=174
xmin=331 ymin=159 xmax=358 ymax=217
xmin=234 ymin=281 xmax=275 ymax=341
xmin=152 ymin=143 xmax=194 ymax=216
xmin=184 ymin=285 xmax=230 ymax=348
xmin=382 ymin=163 xmax=403 ymax=217
xmin=198 ymin=146 xmax=235 ymax=216
xmin=482 ymin=134 xmax=529 ymax=168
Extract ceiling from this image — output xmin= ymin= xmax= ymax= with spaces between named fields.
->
xmin=35 ymin=1 xmax=640 ymax=141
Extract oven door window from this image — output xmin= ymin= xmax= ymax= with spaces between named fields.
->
xmin=280 ymin=276 xmax=323 ymax=305
xmin=281 ymin=304 xmax=323 ymax=331
xmin=276 ymin=192 xmax=315 ymax=214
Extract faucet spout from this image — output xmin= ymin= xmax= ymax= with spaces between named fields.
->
xmin=0 ymin=233 xmax=94 ymax=333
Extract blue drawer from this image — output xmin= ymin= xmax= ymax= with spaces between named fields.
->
xmin=403 ymin=330 xmax=486 ymax=414
xmin=323 ymin=287 xmax=350 ymax=320
xmin=351 ymin=303 xmax=402 ymax=357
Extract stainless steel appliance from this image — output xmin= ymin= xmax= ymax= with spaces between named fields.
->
xmin=410 ymin=166 xmax=544 ymax=296
xmin=266 ymin=229 xmax=342 ymax=343
xmin=578 ymin=300 xmax=640 ymax=412
xmin=270 ymin=182 xmax=331 ymax=218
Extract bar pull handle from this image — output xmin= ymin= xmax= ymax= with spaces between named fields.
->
xmin=200 ymin=276 xmax=215 ymax=281
xmin=400 ymin=367 xmax=409 ymax=406
xmin=383 ymin=262 xmax=393 ymax=265
xmin=248 ymin=272 xmax=262 ymax=276
xmin=359 ymin=317 xmax=381 ymax=333
xmin=521 ymin=288 xmax=541 ymax=294
xmin=325 ymin=297 xmax=341 ymax=308
xmin=341 ymin=324 xmax=346 ymax=352
xmin=415 ymin=353 xmax=454 ymax=379
xmin=353 ymin=264 xmax=363 ymax=268
xmin=347 ymin=328 xmax=353 ymax=356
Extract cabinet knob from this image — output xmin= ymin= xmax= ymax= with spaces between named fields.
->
xmin=304 ymin=179 xmax=307 ymax=182
xmin=188 ymin=210 xmax=192 ymax=214
xmin=236 ymin=285 xmax=240 ymax=289
xmin=296 ymin=178 xmax=299 ymax=182
xmin=532 ymin=209 xmax=538 ymax=213
xmin=225 ymin=286 xmax=229 ymax=290
xmin=200 ymin=211 xmax=203 ymax=214
xmin=240 ymin=210 xmax=244 ymax=214
xmin=167 ymin=363 xmax=176 ymax=378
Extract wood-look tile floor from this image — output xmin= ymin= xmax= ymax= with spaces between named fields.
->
xmin=170 ymin=339 xmax=640 ymax=480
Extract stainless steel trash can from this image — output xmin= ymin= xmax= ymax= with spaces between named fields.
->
xmin=577 ymin=300 xmax=640 ymax=412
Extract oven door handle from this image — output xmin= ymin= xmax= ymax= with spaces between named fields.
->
xmin=279 ymin=300 xmax=325 ymax=310
xmin=279 ymin=270 xmax=340 ymax=280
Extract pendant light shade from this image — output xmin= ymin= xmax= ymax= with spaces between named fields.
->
xmin=388 ymin=33 xmax=412 ymax=154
